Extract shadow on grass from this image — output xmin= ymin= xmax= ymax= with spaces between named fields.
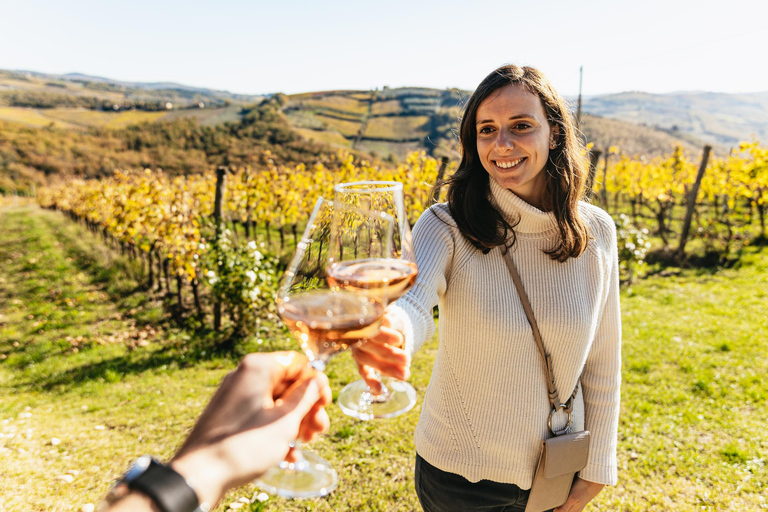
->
xmin=15 ymin=340 xmax=239 ymax=392
xmin=643 ymin=241 xmax=767 ymax=280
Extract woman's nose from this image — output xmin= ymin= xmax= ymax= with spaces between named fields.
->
xmin=495 ymin=130 xmax=514 ymax=151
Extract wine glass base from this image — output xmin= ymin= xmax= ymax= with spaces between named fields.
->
xmin=337 ymin=377 xmax=417 ymax=420
xmin=254 ymin=450 xmax=338 ymax=499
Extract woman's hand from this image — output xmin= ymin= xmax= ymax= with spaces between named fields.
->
xmin=351 ymin=313 xmax=410 ymax=394
xmin=168 ymin=351 xmax=332 ymax=507
xmin=552 ymin=477 xmax=604 ymax=512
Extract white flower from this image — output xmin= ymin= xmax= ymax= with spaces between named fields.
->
xmin=247 ymin=241 xmax=257 ymax=250
xmin=251 ymin=250 xmax=263 ymax=262
xmin=248 ymin=288 xmax=261 ymax=302
xmin=245 ymin=270 xmax=257 ymax=283
xmin=206 ymin=270 xmax=215 ymax=278
xmin=199 ymin=243 xmax=206 ymax=250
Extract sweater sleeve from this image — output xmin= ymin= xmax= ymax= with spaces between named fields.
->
xmin=386 ymin=205 xmax=456 ymax=359
xmin=579 ymin=209 xmax=622 ymax=486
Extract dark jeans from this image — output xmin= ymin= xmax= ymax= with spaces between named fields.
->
xmin=415 ymin=454 xmax=551 ymax=512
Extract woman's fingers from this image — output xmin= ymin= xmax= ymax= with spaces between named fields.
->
xmin=352 ymin=343 xmax=409 ymax=380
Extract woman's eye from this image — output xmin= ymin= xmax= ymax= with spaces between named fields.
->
xmin=478 ymin=126 xmax=494 ymax=134
xmin=514 ymin=123 xmax=532 ymax=130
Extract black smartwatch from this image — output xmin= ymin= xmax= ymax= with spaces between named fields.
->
xmin=103 ymin=456 xmax=208 ymax=512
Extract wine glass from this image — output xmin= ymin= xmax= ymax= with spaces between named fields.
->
xmin=332 ymin=181 xmax=418 ymax=420
xmin=255 ymin=197 xmax=394 ymax=498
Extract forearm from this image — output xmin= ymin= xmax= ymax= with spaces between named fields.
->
xmin=387 ymin=296 xmax=435 ymax=359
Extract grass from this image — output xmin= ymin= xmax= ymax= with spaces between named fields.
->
xmin=0 ymin=105 xmax=238 ymax=132
xmin=1 ymin=205 xmax=766 ymax=511
xmin=299 ymin=96 xmax=370 ymax=116
xmin=0 ymin=107 xmax=79 ymax=129
xmin=38 ymin=109 xmax=166 ymax=129
xmin=315 ymin=114 xmax=361 ymax=138
xmin=363 ymin=116 xmax=430 ymax=140
xmin=371 ymin=100 xmax=404 ymax=116
xmin=295 ymin=128 xmax=353 ymax=148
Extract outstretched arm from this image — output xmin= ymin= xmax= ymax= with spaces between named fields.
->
xmin=104 ymin=351 xmax=331 ymax=511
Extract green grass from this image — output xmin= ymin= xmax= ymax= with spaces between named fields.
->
xmin=1 ymin=205 xmax=766 ymax=511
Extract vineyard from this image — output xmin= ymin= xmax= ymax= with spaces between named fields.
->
xmin=2 ymin=140 xmax=767 ymax=511
xmin=34 ymin=141 xmax=767 ymax=343
xmin=35 ymin=151 xmax=452 ymax=343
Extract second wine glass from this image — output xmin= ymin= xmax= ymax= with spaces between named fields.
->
xmin=254 ymin=197 xmax=394 ymax=498
xmin=331 ymin=181 xmax=418 ymax=420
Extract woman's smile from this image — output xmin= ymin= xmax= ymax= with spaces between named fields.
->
xmin=493 ymin=157 xmax=526 ymax=169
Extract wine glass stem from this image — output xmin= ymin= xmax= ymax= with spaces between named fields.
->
xmin=309 ymin=359 xmax=326 ymax=372
xmin=365 ymin=371 xmax=391 ymax=402
xmin=283 ymin=441 xmax=308 ymax=470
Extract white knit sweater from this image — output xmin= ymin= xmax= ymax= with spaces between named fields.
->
xmin=389 ymin=178 xmax=621 ymax=488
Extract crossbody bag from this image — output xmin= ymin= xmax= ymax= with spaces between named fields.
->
xmin=502 ymin=250 xmax=591 ymax=512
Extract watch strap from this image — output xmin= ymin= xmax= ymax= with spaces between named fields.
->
xmin=130 ymin=459 xmax=201 ymax=512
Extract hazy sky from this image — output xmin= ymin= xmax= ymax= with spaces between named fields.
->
xmin=2 ymin=0 xmax=766 ymax=97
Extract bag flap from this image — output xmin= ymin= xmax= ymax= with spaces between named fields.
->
xmin=543 ymin=431 xmax=591 ymax=479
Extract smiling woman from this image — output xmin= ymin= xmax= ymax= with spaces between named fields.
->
xmin=449 ymin=65 xmax=591 ymax=262
xmin=350 ymin=64 xmax=621 ymax=512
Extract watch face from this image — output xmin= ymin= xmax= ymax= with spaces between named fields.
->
xmin=124 ymin=455 xmax=153 ymax=483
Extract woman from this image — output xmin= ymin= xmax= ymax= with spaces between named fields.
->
xmin=353 ymin=65 xmax=621 ymax=512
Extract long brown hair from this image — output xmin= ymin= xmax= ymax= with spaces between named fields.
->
xmin=446 ymin=64 xmax=590 ymax=262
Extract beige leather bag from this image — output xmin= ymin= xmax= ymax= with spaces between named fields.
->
xmin=502 ymin=251 xmax=591 ymax=512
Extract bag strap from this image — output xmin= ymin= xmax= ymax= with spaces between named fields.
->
xmin=502 ymin=249 xmax=580 ymax=433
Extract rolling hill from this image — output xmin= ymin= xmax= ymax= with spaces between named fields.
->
xmin=281 ymin=88 xmax=718 ymax=160
xmin=581 ymin=91 xmax=768 ymax=149
xmin=2 ymin=67 xmax=765 ymax=175
xmin=0 ymin=69 xmax=263 ymax=109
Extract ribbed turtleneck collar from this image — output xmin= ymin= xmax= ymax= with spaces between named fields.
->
xmin=488 ymin=177 xmax=557 ymax=235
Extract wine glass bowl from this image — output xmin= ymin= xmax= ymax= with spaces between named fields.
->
xmin=278 ymin=289 xmax=385 ymax=367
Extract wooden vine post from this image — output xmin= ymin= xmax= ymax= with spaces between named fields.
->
xmin=676 ymin=145 xmax=712 ymax=261
xmin=601 ymin=150 xmax=611 ymax=211
xmin=427 ymin=156 xmax=449 ymax=207
xmin=213 ymin=166 xmax=227 ymax=331
xmin=585 ymin=149 xmax=602 ymax=201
